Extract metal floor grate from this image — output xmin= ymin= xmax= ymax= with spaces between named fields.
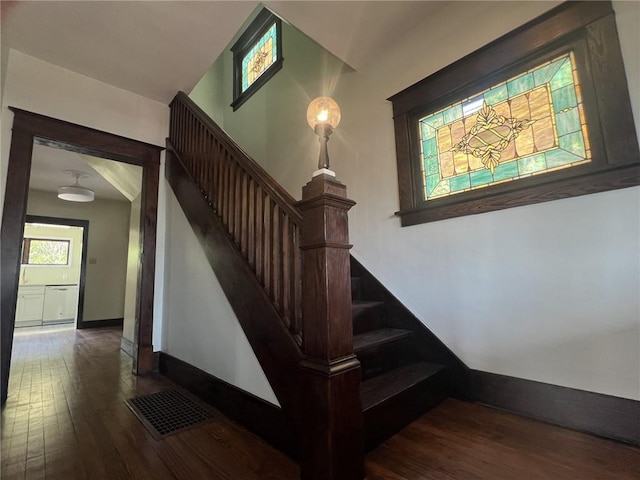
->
xmin=126 ymin=389 xmax=216 ymax=439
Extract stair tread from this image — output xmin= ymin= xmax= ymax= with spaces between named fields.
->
xmin=353 ymin=328 xmax=412 ymax=353
xmin=352 ymin=300 xmax=385 ymax=309
xmin=361 ymin=361 xmax=446 ymax=411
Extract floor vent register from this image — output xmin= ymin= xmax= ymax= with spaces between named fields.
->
xmin=126 ymin=388 xmax=216 ymax=439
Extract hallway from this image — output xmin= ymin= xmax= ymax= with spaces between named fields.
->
xmin=2 ymin=327 xmax=638 ymax=479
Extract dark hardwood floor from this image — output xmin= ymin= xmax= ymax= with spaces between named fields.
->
xmin=2 ymin=326 xmax=638 ymax=479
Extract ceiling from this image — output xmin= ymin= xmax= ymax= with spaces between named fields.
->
xmin=1 ymin=1 xmax=444 ymax=104
xmin=30 ymin=143 xmax=140 ymax=203
xmin=2 ymin=1 xmax=443 ymax=199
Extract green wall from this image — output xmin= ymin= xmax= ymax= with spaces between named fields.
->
xmin=189 ymin=10 xmax=349 ymax=199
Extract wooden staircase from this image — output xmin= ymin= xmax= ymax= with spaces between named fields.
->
xmin=350 ymin=257 xmax=466 ymax=450
xmin=167 ymin=91 xmax=469 ymax=477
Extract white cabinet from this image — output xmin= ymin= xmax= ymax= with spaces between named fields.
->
xmin=15 ymin=286 xmax=45 ymax=328
xmin=43 ymin=286 xmax=78 ymax=325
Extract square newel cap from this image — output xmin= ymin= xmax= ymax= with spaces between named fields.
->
xmin=300 ymin=173 xmax=353 ymax=202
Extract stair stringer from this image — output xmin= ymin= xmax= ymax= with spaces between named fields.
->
xmin=165 ymin=147 xmax=303 ymax=440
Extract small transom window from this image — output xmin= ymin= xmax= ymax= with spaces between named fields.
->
xmin=231 ymin=8 xmax=283 ymax=111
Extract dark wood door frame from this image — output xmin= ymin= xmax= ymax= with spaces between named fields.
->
xmin=1 ymin=108 xmax=163 ymax=405
xmin=23 ymin=215 xmax=90 ymax=329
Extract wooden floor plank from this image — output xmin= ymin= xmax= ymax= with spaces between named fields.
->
xmin=2 ymin=324 xmax=638 ymax=480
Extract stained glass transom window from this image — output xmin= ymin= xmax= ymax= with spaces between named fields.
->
xmin=231 ymin=8 xmax=283 ymax=111
xmin=418 ymin=52 xmax=590 ymax=201
xmin=241 ymin=23 xmax=277 ymax=93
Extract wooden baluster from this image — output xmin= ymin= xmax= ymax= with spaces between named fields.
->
xmin=191 ymin=119 xmax=197 ymax=182
xmin=174 ymin=104 xmax=182 ymax=154
xmin=209 ymin=134 xmax=216 ymax=208
xmin=240 ymin=173 xmax=249 ymax=258
xmin=177 ymin=103 xmax=182 ymax=153
xmin=227 ymin=160 xmax=235 ymax=232
xmin=271 ymin=204 xmax=281 ymax=310
xmin=174 ymin=107 xmax=180 ymax=150
xmin=205 ymin=133 xmax=213 ymax=207
xmin=185 ymin=112 xmax=191 ymax=171
xmin=169 ymin=104 xmax=176 ymax=145
xmin=201 ymin=125 xmax=208 ymax=192
xmin=263 ymin=197 xmax=271 ymax=296
xmin=227 ymin=156 xmax=238 ymax=230
xmin=217 ymin=147 xmax=226 ymax=218
xmin=293 ymin=223 xmax=302 ymax=340
xmin=199 ymin=125 xmax=206 ymax=197
xmin=186 ymin=113 xmax=193 ymax=172
xmin=210 ymin=134 xmax=219 ymax=207
xmin=212 ymin=139 xmax=219 ymax=212
xmin=281 ymin=215 xmax=291 ymax=330
xmin=234 ymin=168 xmax=242 ymax=245
xmin=197 ymin=122 xmax=203 ymax=189
xmin=193 ymin=120 xmax=199 ymax=185
xmin=179 ymin=103 xmax=187 ymax=156
xmin=177 ymin=104 xmax=183 ymax=149
xmin=192 ymin=115 xmax=198 ymax=176
xmin=297 ymin=174 xmax=363 ymax=480
xmin=247 ymin=178 xmax=256 ymax=268
xmin=201 ymin=124 xmax=207 ymax=190
xmin=222 ymin=152 xmax=230 ymax=228
xmin=197 ymin=122 xmax=203 ymax=186
xmin=255 ymin=186 xmax=264 ymax=283
xmin=172 ymin=103 xmax=178 ymax=152
xmin=217 ymin=147 xmax=224 ymax=219
xmin=190 ymin=115 xmax=197 ymax=175
xmin=183 ymin=105 xmax=189 ymax=157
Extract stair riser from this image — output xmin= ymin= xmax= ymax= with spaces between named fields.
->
xmin=352 ymin=305 xmax=385 ymax=334
xmin=351 ymin=277 xmax=362 ymax=301
xmin=357 ymin=342 xmax=414 ymax=380
xmin=363 ymin=369 xmax=449 ymax=451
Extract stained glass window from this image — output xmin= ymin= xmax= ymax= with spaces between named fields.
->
xmin=231 ymin=9 xmax=283 ymax=111
xmin=418 ymin=53 xmax=590 ymax=201
xmin=241 ymin=23 xmax=277 ymax=93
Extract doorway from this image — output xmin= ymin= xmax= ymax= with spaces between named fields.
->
xmin=1 ymin=108 xmax=163 ymax=404
xmin=15 ymin=216 xmax=88 ymax=331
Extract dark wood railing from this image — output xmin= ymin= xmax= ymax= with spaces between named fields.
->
xmin=169 ymin=92 xmax=302 ymax=344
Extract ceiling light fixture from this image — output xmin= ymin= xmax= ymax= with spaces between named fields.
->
xmin=57 ymin=170 xmax=95 ymax=202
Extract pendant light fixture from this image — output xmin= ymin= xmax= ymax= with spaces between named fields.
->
xmin=57 ymin=170 xmax=95 ymax=202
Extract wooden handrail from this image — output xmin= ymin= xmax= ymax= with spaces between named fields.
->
xmin=169 ymin=92 xmax=303 ymax=342
xmin=170 ymin=92 xmax=302 ymax=223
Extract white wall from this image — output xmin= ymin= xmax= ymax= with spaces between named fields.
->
xmin=27 ymin=190 xmax=131 ymax=322
xmin=336 ymin=1 xmax=640 ymax=401
xmin=1 ymin=50 xmax=169 ymax=348
xmin=190 ymin=2 xmax=640 ymax=401
xmin=123 ymin=193 xmax=141 ymax=342
xmin=162 ymin=188 xmax=278 ymax=405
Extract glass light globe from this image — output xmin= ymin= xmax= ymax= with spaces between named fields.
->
xmin=306 ymin=97 xmax=341 ymax=130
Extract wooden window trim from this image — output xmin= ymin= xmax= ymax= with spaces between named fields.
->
xmin=230 ymin=8 xmax=283 ymax=111
xmin=389 ymin=1 xmax=640 ymax=227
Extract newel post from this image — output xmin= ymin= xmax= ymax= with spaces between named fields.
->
xmin=296 ymin=173 xmax=364 ymax=480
